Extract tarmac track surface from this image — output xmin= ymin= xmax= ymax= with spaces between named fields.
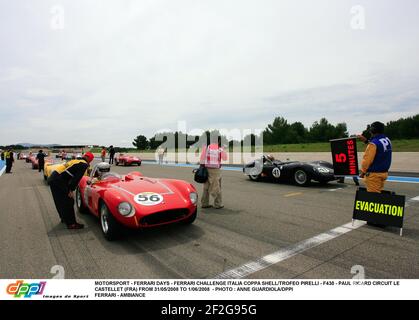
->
xmin=1 ymin=160 xmax=419 ymax=279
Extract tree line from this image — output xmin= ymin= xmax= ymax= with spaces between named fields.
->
xmin=132 ymin=114 xmax=419 ymax=150
xmin=361 ymin=114 xmax=419 ymax=140
xmin=132 ymin=117 xmax=350 ymax=150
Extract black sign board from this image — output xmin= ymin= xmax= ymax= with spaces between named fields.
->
xmin=330 ymin=137 xmax=359 ymax=176
xmin=353 ymin=189 xmax=405 ymax=228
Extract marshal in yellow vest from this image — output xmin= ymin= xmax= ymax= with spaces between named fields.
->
xmin=54 ymin=159 xmax=87 ymax=175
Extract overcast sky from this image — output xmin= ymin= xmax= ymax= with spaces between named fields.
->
xmin=1 ymin=0 xmax=418 ymax=146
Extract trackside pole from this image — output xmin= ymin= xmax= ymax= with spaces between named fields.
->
xmin=400 ymin=228 xmax=403 ymax=237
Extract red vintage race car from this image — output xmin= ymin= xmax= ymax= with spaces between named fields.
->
xmin=26 ymin=153 xmax=33 ymax=163
xmin=29 ymin=155 xmax=38 ymax=169
xmin=29 ymin=155 xmax=53 ymax=170
xmin=76 ymin=163 xmax=198 ymax=240
xmin=115 ymin=153 xmax=142 ymax=166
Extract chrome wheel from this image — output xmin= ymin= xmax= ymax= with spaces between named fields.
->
xmin=249 ymin=174 xmax=260 ymax=181
xmin=76 ymin=189 xmax=82 ymax=208
xmin=294 ymin=170 xmax=308 ymax=185
xmin=100 ymin=206 xmax=109 ymax=234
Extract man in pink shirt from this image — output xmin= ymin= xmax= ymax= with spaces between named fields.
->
xmin=200 ymin=136 xmax=228 ymax=209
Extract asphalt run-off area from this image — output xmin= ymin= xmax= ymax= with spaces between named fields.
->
xmin=1 ymin=159 xmax=418 ymax=279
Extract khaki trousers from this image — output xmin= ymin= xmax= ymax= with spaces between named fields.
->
xmin=201 ymin=168 xmax=223 ymax=208
xmin=365 ymin=172 xmax=388 ymax=193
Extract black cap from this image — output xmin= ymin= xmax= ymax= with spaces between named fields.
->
xmin=370 ymin=121 xmax=385 ymax=134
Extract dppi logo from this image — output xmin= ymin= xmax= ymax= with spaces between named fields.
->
xmin=6 ymin=280 xmax=46 ymax=298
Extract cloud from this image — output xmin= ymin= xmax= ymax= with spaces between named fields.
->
xmin=1 ymin=0 xmax=419 ymax=145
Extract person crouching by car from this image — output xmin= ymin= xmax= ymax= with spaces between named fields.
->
xmin=36 ymin=149 xmax=47 ymax=173
xmin=359 ymin=121 xmax=392 ymax=193
xmin=48 ymin=152 xmax=94 ymax=229
xmin=200 ymin=136 xmax=228 ymax=209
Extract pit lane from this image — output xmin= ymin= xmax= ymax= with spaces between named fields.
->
xmin=0 ymin=159 xmax=418 ymax=279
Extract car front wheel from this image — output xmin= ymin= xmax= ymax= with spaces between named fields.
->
xmin=100 ymin=202 xmax=122 ymax=241
xmin=294 ymin=169 xmax=310 ymax=186
xmin=182 ymin=209 xmax=197 ymax=225
xmin=76 ymin=187 xmax=89 ymax=214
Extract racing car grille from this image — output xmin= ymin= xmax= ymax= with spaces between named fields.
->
xmin=140 ymin=209 xmax=189 ymax=226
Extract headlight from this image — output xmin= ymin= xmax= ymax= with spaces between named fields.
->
xmin=189 ymin=192 xmax=198 ymax=205
xmin=316 ymin=167 xmax=330 ymax=173
xmin=118 ymin=202 xmax=135 ymax=217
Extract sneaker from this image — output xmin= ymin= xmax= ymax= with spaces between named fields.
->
xmin=201 ymin=205 xmax=213 ymax=209
xmin=67 ymin=223 xmax=84 ymax=230
xmin=214 ymin=205 xmax=224 ymax=209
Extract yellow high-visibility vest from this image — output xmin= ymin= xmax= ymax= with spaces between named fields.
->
xmin=53 ymin=159 xmax=87 ymax=177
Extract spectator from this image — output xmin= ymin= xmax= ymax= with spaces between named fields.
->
xmin=200 ymin=136 xmax=228 ymax=209
xmin=5 ymin=148 xmax=14 ymax=174
xmin=36 ymin=150 xmax=47 ymax=173
xmin=101 ymin=147 xmax=106 ymax=163
xmin=109 ymin=145 xmax=115 ymax=165
xmin=157 ymin=146 xmax=165 ymax=165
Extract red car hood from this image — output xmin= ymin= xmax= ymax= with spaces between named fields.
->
xmin=101 ymin=175 xmax=194 ymax=213
xmin=112 ymin=177 xmax=177 ymax=195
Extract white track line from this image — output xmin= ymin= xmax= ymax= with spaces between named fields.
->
xmin=214 ymin=221 xmax=366 ymax=279
xmin=215 ymin=194 xmax=418 ymax=279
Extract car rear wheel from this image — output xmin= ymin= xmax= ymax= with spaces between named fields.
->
xmin=294 ymin=169 xmax=310 ymax=186
xmin=100 ymin=202 xmax=121 ymax=241
xmin=76 ymin=187 xmax=89 ymax=214
xmin=182 ymin=209 xmax=197 ymax=225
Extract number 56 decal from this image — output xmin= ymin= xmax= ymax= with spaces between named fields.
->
xmin=134 ymin=192 xmax=164 ymax=206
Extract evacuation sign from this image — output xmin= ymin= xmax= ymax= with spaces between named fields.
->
xmin=353 ymin=189 xmax=406 ymax=228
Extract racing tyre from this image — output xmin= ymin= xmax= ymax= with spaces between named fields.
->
xmin=76 ymin=187 xmax=89 ymax=214
xmin=294 ymin=169 xmax=311 ymax=186
xmin=115 ymin=160 xmax=119 ymax=166
xmin=182 ymin=209 xmax=197 ymax=225
xmin=100 ymin=202 xmax=122 ymax=241
xmin=248 ymin=174 xmax=261 ymax=181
